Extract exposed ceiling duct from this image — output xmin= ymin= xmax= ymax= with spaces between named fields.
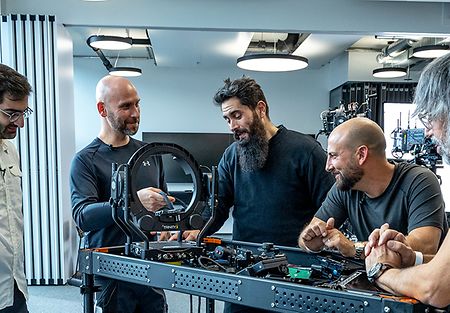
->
xmin=237 ymin=33 xmax=310 ymax=72
xmin=375 ymin=39 xmax=416 ymax=64
xmin=375 ymin=37 xmax=450 ymax=68
xmin=245 ymin=33 xmax=310 ymax=54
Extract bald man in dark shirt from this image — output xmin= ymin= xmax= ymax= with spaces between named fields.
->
xmin=298 ymin=117 xmax=447 ymax=259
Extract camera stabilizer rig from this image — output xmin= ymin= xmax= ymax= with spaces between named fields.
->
xmin=316 ymin=94 xmax=376 ymax=139
xmin=390 ymin=114 xmax=442 ymax=178
xmin=109 ymin=142 xmax=216 ymax=261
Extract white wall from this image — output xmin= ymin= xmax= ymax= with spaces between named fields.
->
xmin=73 ymin=58 xmax=330 ymax=151
xmin=325 ymin=53 xmax=350 ymax=91
xmin=347 ymin=50 xmax=421 ymax=82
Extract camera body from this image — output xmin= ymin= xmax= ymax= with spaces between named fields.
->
xmin=391 ymin=126 xmax=442 ymax=175
xmin=318 ymin=102 xmax=371 ymax=138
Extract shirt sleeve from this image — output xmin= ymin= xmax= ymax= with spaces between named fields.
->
xmin=70 ymin=154 xmax=116 ymax=232
xmin=406 ymin=168 xmax=446 ymax=233
xmin=314 ymin=184 xmax=348 ymax=228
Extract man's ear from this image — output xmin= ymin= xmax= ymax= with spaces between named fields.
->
xmin=356 ymin=145 xmax=369 ymax=165
xmin=256 ymin=101 xmax=267 ymax=118
xmin=97 ymin=101 xmax=107 ymax=117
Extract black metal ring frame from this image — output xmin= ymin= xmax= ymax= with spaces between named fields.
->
xmin=127 ymin=142 xmax=206 ymax=230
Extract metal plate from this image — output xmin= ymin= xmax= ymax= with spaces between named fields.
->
xmin=174 ymin=270 xmax=239 ymax=300
xmin=97 ymin=256 xmax=149 ymax=282
xmin=274 ymin=287 xmax=365 ymax=312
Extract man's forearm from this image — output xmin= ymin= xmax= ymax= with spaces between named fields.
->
xmin=404 ymin=226 xmax=441 ymax=254
xmin=74 ymin=202 xmax=115 ymax=231
xmin=376 ymin=262 xmax=449 ymax=308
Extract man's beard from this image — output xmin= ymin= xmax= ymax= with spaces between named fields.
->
xmin=335 ymin=160 xmax=364 ymax=191
xmin=435 ymin=135 xmax=450 ymax=165
xmin=108 ymin=113 xmax=139 ymax=136
xmin=235 ymin=115 xmax=269 ymax=172
xmin=0 ymin=122 xmax=17 ymax=139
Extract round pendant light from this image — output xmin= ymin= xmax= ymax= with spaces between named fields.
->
xmin=237 ymin=54 xmax=308 ymax=72
xmin=411 ymin=44 xmax=450 ymax=59
xmin=372 ymin=67 xmax=407 ymax=78
xmin=87 ymin=35 xmax=132 ymax=50
xmin=109 ymin=67 xmax=142 ymax=77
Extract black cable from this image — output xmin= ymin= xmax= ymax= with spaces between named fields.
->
xmin=199 ymin=165 xmax=212 ymax=173
xmin=197 ymin=296 xmax=201 ymax=313
xmin=197 ymin=256 xmax=228 ymax=272
xmin=67 ymin=227 xmax=83 ymax=286
xmin=173 ymin=196 xmax=188 ymax=209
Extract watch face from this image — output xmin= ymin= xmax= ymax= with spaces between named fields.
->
xmin=368 ymin=262 xmax=382 ymax=278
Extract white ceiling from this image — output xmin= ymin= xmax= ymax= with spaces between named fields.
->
xmin=6 ymin=0 xmax=450 ymax=72
xmin=67 ymin=26 xmax=400 ymax=70
xmin=67 ymin=24 xmax=449 ymax=72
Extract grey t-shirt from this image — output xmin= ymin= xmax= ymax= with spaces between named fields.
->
xmin=316 ymin=161 xmax=448 ymax=244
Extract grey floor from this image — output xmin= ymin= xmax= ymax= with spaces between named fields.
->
xmin=28 ymin=285 xmax=224 ymax=313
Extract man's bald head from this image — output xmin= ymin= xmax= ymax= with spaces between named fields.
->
xmin=95 ymin=75 xmax=137 ymax=106
xmin=329 ymin=117 xmax=386 ymax=157
xmin=95 ymin=75 xmax=141 ymax=138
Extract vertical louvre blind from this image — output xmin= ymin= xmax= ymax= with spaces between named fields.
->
xmin=0 ymin=14 xmax=76 ymax=285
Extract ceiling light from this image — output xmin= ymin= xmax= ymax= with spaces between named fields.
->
xmin=411 ymin=44 xmax=450 ymax=58
xmin=236 ymin=54 xmax=308 ymax=72
xmin=109 ymin=67 xmax=142 ymax=77
xmin=372 ymin=67 xmax=407 ymax=78
xmin=87 ymin=35 xmax=132 ymax=50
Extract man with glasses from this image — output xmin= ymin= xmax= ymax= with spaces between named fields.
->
xmin=298 ymin=117 xmax=447 ymax=261
xmin=364 ymin=54 xmax=450 ymax=308
xmin=0 ymin=64 xmax=32 ymax=313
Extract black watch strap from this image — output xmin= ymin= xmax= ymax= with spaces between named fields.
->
xmin=367 ymin=263 xmax=392 ymax=283
xmin=354 ymin=244 xmax=365 ymax=259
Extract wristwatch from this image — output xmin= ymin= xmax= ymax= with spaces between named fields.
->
xmin=354 ymin=243 xmax=365 ymax=259
xmin=367 ymin=262 xmax=392 ymax=283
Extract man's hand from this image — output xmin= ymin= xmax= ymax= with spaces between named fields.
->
xmin=299 ymin=217 xmax=335 ymax=252
xmin=365 ymin=243 xmax=402 ymax=273
xmin=323 ymin=227 xmax=356 ymax=257
xmin=168 ymin=230 xmax=200 ymax=241
xmin=158 ymin=231 xmax=172 ymax=241
xmin=385 ymin=239 xmax=416 ymax=267
xmin=137 ymin=187 xmax=175 ymax=212
xmin=365 ymin=223 xmax=390 ymax=256
xmin=365 ymin=223 xmax=415 ymax=267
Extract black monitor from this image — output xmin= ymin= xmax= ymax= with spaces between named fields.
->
xmin=142 ymin=132 xmax=234 ymax=183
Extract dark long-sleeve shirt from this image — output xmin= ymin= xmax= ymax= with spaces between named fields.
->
xmin=207 ymin=125 xmax=335 ymax=247
xmin=70 ymin=137 xmax=166 ymax=248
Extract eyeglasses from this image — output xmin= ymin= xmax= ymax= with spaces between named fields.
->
xmin=418 ymin=113 xmax=433 ymax=130
xmin=0 ymin=107 xmax=33 ymax=123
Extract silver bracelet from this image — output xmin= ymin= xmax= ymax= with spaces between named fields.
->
xmin=302 ymin=244 xmax=323 ymax=254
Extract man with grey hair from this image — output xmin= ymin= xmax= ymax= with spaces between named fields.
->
xmin=0 ymin=64 xmax=33 ymax=313
xmin=70 ymin=75 xmax=171 ymax=313
xmin=364 ymin=54 xmax=450 ymax=308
